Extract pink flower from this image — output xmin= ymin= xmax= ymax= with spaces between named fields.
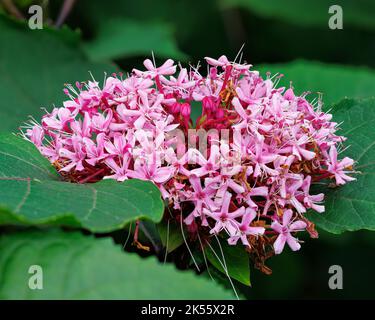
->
xmin=160 ymin=68 xmax=195 ymax=89
xmin=91 ymin=109 xmax=113 ymax=132
xmin=104 ymin=156 xmax=130 ymax=182
xmin=205 ymin=55 xmax=251 ymax=71
xmin=327 ymin=146 xmax=356 ymax=185
xmin=184 ymin=175 xmax=217 ymax=226
xmin=232 ymin=97 xmax=273 ymax=135
xmin=133 ymin=59 xmax=176 ymax=78
xmin=104 ymin=134 xmax=131 ymax=157
xmin=284 ymin=88 xmax=295 ymax=100
xmin=39 ymin=136 xmax=63 ymax=162
xmin=25 ymin=125 xmax=44 ymax=147
xmin=127 ymin=152 xmax=175 ymax=185
xmin=243 ymin=186 xmax=269 ymax=209
xmin=189 ymin=145 xmax=222 ymax=177
xmin=249 ymin=137 xmax=279 ymax=177
xmin=204 ymin=192 xmax=245 ymax=235
xmin=271 ymin=210 xmax=307 ymax=254
xmin=228 ymin=209 xmax=265 ymax=246
xmin=70 ymin=112 xmax=92 ymax=138
xmin=205 ymin=55 xmax=230 ymax=68
xmin=301 ymin=176 xmax=325 ymax=213
xmin=132 ymin=91 xmax=164 ymax=129
xmin=59 ymin=137 xmax=86 ymax=172
xmin=206 ymin=175 xmax=245 ymax=205
xmin=22 ymin=54 xmax=356 ymax=258
xmin=42 ymin=107 xmax=74 ymax=131
xmin=84 ymin=133 xmax=107 ymax=166
xmin=283 ymin=177 xmax=306 ymax=214
xmin=291 ymin=135 xmax=316 ymax=161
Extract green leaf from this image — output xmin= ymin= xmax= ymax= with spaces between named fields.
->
xmin=0 ymin=134 xmax=164 ymax=232
xmin=83 ymin=19 xmax=187 ymax=61
xmin=205 ymin=237 xmax=250 ymax=286
xmin=190 ymin=100 xmax=203 ymax=125
xmin=306 ymin=98 xmax=375 ymax=233
xmin=0 ymin=15 xmax=116 ymax=133
xmin=157 ymin=219 xmax=186 ymax=253
xmin=73 ymin=0 xmax=223 ymax=58
xmin=258 ymin=60 xmax=375 ymax=105
xmin=0 ymin=230 xmax=234 ymax=299
xmin=222 ymin=0 xmax=375 ymax=31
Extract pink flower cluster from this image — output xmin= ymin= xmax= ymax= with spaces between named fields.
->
xmin=23 ymin=55 xmax=355 ymax=260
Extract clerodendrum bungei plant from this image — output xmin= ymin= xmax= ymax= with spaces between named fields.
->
xmin=22 ymin=55 xmax=356 ymax=281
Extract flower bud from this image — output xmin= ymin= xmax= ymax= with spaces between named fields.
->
xmin=171 ymin=102 xmax=181 ymax=114
xmin=202 ymin=96 xmax=217 ymax=113
xmin=180 ymin=103 xmax=191 ymax=118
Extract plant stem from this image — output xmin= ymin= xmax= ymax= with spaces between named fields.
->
xmin=55 ymin=0 xmax=76 ymax=28
xmin=1 ymin=0 xmax=24 ymax=19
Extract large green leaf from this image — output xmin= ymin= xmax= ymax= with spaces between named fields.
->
xmin=0 ymin=15 xmax=116 ymax=132
xmin=83 ymin=19 xmax=187 ymax=61
xmin=259 ymin=60 xmax=375 ymax=105
xmin=222 ymin=0 xmax=375 ymax=31
xmin=307 ymin=98 xmax=375 ymax=233
xmin=0 ymin=134 xmax=164 ymax=232
xmin=205 ymin=237 xmax=250 ymax=286
xmin=0 ymin=230 xmax=234 ymax=299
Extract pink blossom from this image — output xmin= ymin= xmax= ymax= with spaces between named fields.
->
xmin=91 ymin=109 xmax=113 ymax=132
xmin=327 ymin=146 xmax=356 ymax=185
xmin=291 ymin=135 xmax=316 ymax=161
xmin=243 ymin=186 xmax=269 ymax=209
xmin=160 ymin=68 xmax=195 ymax=89
xmin=232 ymin=97 xmax=273 ymax=135
xmin=204 ymin=192 xmax=245 ymax=235
xmin=228 ymin=209 xmax=265 ymax=246
xmin=133 ymin=59 xmax=176 ymax=78
xmin=104 ymin=156 xmax=130 ymax=182
xmin=189 ymin=145 xmax=222 ymax=177
xmin=25 ymin=125 xmax=44 ymax=147
xmin=104 ymin=133 xmax=131 ymax=158
xmin=249 ymin=137 xmax=279 ymax=177
xmin=205 ymin=55 xmax=230 ymax=68
xmin=42 ymin=107 xmax=73 ymax=131
xmin=205 ymin=55 xmax=251 ymax=71
xmin=271 ymin=210 xmax=307 ymax=254
xmin=127 ymin=152 xmax=175 ymax=185
xmin=22 ymin=54 xmax=356 ymax=258
xmin=184 ymin=175 xmax=217 ymax=226
xmin=84 ymin=133 xmax=107 ymax=166
xmin=301 ymin=176 xmax=325 ymax=213
xmin=59 ymin=137 xmax=86 ymax=172
xmin=70 ymin=112 xmax=91 ymax=138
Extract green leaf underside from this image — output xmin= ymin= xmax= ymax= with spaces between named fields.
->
xmin=259 ymin=60 xmax=375 ymax=106
xmin=205 ymin=237 xmax=250 ymax=286
xmin=0 ymin=230 xmax=234 ymax=299
xmin=306 ymin=98 xmax=375 ymax=233
xmin=0 ymin=134 xmax=164 ymax=232
xmin=0 ymin=15 xmax=116 ymax=133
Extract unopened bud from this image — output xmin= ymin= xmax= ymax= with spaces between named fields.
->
xmin=181 ymin=103 xmax=191 ymax=118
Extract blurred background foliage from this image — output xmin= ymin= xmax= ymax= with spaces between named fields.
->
xmin=1 ymin=0 xmax=375 ymax=299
